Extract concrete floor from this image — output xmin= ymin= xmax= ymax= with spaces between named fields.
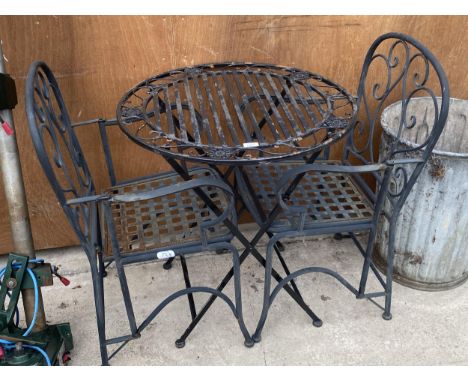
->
xmin=3 ymin=228 xmax=468 ymax=366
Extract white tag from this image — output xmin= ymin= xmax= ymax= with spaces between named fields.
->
xmin=157 ymin=250 xmax=176 ymax=259
xmin=243 ymin=141 xmax=259 ymax=148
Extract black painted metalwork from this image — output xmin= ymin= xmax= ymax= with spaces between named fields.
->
xmin=237 ymin=33 xmax=450 ymax=342
xmin=116 ymin=62 xmax=356 ymax=164
xmin=161 ymin=155 xmax=325 ymax=346
xmin=25 ymin=32 xmax=449 ymax=361
xmin=116 ymin=64 xmax=359 ymax=348
xmin=25 ymin=61 xmax=253 ymax=365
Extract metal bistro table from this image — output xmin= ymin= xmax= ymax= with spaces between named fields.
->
xmin=116 ymin=62 xmax=357 ymax=346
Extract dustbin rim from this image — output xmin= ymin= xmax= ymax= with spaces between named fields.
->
xmin=381 ymin=96 xmax=468 ymax=159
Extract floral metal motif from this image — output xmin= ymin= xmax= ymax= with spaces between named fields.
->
xmin=388 ymin=166 xmax=408 ymax=198
xmin=322 ymin=116 xmax=351 ymax=130
xmin=184 ymin=67 xmax=203 ymax=75
xmin=291 ymin=71 xmax=310 ymax=81
xmin=121 ymin=106 xmax=145 ymax=121
xmin=206 ymin=147 xmax=239 ymax=159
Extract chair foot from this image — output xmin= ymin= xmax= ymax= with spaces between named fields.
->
xmin=312 ymin=319 xmax=323 ymax=328
xmin=382 ymin=312 xmax=392 ymax=321
xmin=102 ymin=270 xmax=108 ymax=278
xmin=252 ymin=334 xmax=261 ymax=343
xmin=334 ymin=233 xmax=352 ymax=240
xmin=175 ymin=339 xmax=186 ymax=348
xmin=163 ymin=262 xmax=172 ymax=270
xmin=244 ymin=339 xmax=255 ymax=348
xmin=275 ymin=241 xmax=285 ymax=252
xmin=215 ymin=248 xmax=229 ymax=254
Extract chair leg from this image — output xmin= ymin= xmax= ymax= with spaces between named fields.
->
xmin=358 ymin=227 xmax=379 ymax=297
xmin=252 ymin=239 xmax=275 ymax=343
xmin=333 ymin=232 xmax=352 ymax=240
xmin=180 ymin=255 xmax=197 ymax=320
xmin=163 ymin=257 xmax=174 ymax=270
xmin=274 ymin=240 xmax=285 ymax=252
xmin=357 ymin=218 xmax=396 ymax=320
xmin=274 ymin=246 xmax=304 ymax=301
xmin=89 ymin=255 xmax=109 ymax=366
xmin=175 ymin=245 xmax=253 ymax=349
xmin=253 ymin=235 xmax=324 ymax=342
xmin=382 ymin=220 xmax=397 ymax=321
xmin=230 ymin=245 xmax=254 ymax=348
xmin=103 ymin=202 xmax=138 ymax=336
xmin=114 ymin=260 xmax=139 ymax=336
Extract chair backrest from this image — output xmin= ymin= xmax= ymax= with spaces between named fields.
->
xmin=25 ymin=61 xmax=96 ymax=244
xmin=343 ymin=33 xmax=450 ymax=215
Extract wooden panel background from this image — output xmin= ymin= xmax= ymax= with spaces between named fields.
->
xmin=0 ymin=15 xmax=467 ymax=252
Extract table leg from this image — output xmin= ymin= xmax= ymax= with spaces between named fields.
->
xmin=166 ymin=158 xmax=321 ymax=347
xmin=234 ymin=166 xmax=305 ymax=300
xmin=164 ymin=151 xmax=324 ymax=346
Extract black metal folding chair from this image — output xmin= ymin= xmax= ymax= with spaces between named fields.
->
xmin=25 ymin=61 xmax=253 ymax=365
xmin=235 ymin=33 xmax=450 ymax=342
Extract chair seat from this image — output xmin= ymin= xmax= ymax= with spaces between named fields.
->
xmin=103 ymin=168 xmax=233 ymax=256
xmin=240 ymin=160 xmax=374 ymax=233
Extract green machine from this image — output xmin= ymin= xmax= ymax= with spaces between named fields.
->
xmin=0 ymin=254 xmax=73 ymax=366
xmin=0 ymin=41 xmax=73 ymax=366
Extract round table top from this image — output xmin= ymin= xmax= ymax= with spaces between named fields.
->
xmin=116 ymin=62 xmax=357 ymax=165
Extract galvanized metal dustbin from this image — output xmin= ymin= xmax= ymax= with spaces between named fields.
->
xmin=375 ymin=97 xmax=468 ymax=291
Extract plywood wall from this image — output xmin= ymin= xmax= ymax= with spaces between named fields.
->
xmin=0 ymin=15 xmax=467 ymax=252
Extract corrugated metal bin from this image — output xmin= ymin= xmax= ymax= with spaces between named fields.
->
xmin=375 ymin=97 xmax=468 ymax=291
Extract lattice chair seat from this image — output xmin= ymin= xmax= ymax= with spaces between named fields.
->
xmin=240 ymin=160 xmax=374 ymax=232
xmin=103 ymin=168 xmax=233 ymax=256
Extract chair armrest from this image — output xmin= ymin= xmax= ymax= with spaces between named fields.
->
xmin=66 ymin=178 xmax=233 ymax=206
xmin=66 ymin=193 xmax=110 ymax=206
xmin=385 ymin=158 xmax=425 ymax=166
xmin=110 ymin=177 xmax=232 ymax=203
xmin=71 ymin=118 xmax=118 ymax=128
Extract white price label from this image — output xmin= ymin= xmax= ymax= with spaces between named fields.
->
xmin=157 ymin=250 xmax=176 ymax=259
xmin=242 ymin=141 xmax=259 ymax=148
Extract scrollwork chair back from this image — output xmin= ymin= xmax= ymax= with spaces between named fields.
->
xmin=25 ymin=61 xmax=97 ymax=247
xmin=344 ymin=32 xmax=450 ymax=218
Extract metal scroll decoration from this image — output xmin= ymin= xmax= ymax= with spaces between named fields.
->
xmin=25 ymin=61 xmax=94 ymax=242
xmin=345 ymin=34 xmax=450 ymax=203
xmin=387 ymin=166 xmax=408 ymax=198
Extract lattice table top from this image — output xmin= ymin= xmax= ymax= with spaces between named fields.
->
xmin=116 ymin=62 xmax=357 ymax=164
